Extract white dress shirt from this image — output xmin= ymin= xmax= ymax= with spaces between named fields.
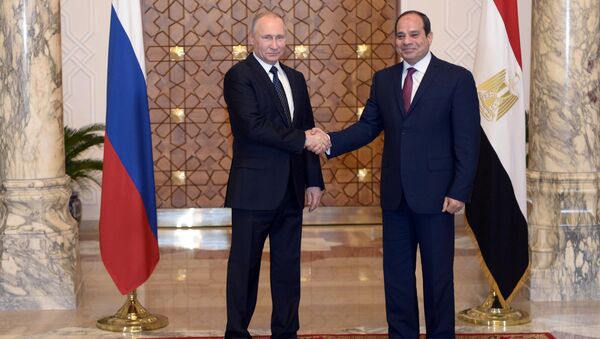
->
xmin=401 ymin=51 xmax=432 ymax=101
xmin=253 ymin=53 xmax=295 ymax=120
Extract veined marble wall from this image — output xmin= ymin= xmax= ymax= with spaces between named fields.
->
xmin=0 ymin=2 xmax=64 ymax=179
xmin=528 ymin=0 xmax=600 ymax=301
xmin=0 ymin=0 xmax=80 ymax=310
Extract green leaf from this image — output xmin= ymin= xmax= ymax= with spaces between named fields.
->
xmin=64 ymin=123 xmax=105 ymax=190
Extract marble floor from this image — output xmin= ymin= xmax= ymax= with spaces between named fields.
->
xmin=0 ymin=220 xmax=598 ymax=339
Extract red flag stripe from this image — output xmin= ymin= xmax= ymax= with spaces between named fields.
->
xmin=100 ymin=138 xmax=159 ymax=294
xmin=493 ymin=0 xmax=522 ymax=68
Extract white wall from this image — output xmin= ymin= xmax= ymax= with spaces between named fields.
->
xmin=61 ymin=0 xmax=111 ymax=220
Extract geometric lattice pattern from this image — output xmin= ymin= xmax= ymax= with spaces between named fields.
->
xmin=142 ymin=0 xmax=397 ymax=207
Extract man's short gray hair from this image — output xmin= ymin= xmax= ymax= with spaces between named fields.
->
xmin=251 ymin=11 xmax=285 ymax=35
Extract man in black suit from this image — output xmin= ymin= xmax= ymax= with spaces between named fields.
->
xmin=318 ymin=11 xmax=481 ymax=338
xmin=223 ymin=11 xmax=329 ymax=339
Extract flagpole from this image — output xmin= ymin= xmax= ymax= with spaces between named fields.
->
xmin=461 ymin=0 xmax=530 ymax=327
xmin=458 ymin=290 xmax=529 ymax=326
xmin=96 ymin=289 xmax=168 ymax=332
xmin=98 ymin=1 xmax=165 ymax=332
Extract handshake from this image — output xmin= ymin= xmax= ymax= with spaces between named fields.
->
xmin=304 ymin=128 xmax=331 ymax=155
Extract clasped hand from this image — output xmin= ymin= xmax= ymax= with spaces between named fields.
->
xmin=304 ymin=128 xmax=330 ymax=155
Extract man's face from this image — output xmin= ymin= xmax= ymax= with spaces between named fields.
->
xmin=395 ymin=13 xmax=433 ymax=65
xmin=250 ymin=15 xmax=286 ymax=65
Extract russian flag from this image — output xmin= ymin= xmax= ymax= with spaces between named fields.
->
xmin=99 ymin=0 xmax=159 ymax=295
xmin=465 ymin=0 xmax=529 ymax=307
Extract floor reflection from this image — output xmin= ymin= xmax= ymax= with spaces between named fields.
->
xmin=0 ymin=223 xmax=598 ymax=338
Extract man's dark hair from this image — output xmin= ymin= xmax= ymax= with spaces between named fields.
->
xmin=395 ymin=10 xmax=431 ymax=35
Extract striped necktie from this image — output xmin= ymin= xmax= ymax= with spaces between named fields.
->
xmin=270 ymin=66 xmax=292 ymax=126
xmin=402 ymin=67 xmax=416 ymax=114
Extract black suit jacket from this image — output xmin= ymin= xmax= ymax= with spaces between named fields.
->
xmin=329 ymin=55 xmax=480 ymax=213
xmin=223 ymin=54 xmax=324 ymax=210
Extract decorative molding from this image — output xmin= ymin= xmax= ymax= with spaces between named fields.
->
xmin=60 ymin=0 xmax=111 ymax=220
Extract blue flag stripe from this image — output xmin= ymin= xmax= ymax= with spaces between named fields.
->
xmin=106 ymin=6 xmax=157 ymax=236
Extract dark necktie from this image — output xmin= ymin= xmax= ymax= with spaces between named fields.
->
xmin=270 ymin=66 xmax=292 ymax=126
xmin=402 ymin=67 xmax=416 ymax=114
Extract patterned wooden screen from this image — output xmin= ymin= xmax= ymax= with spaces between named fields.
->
xmin=143 ymin=0 xmax=397 ymax=208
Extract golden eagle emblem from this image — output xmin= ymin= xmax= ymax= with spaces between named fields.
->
xmin=477 ymin=69 xmax=519 ymax=121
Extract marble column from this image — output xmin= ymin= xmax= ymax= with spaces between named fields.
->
xmin=528 ymin=0 xmax=600 ymax=301
xmin=0 ymin=0 xmax=80 ymax=309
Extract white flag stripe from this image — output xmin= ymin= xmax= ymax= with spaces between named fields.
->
xmin=474 ymin=1 xmax=527 ymax=219
xmin=111 ymin=0 xmax=146 ymax=77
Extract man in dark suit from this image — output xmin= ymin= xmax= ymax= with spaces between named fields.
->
xmin=222 ymin=11 xmax=329 ymax=339
xmin=321 ymin=10 xmax=480 ymax=338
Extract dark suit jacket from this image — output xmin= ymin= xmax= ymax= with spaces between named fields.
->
xmin=329 ymin=55 xmax=480 ymax=213
xmin=223 ymin=54 xmax=324 ymax=210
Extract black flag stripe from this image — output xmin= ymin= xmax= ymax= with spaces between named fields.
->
xmin=465 ymin=128 xmax=529 ymax=305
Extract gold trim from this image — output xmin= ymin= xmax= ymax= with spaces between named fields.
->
xmin=357 ymin=168 xmax=370 ymax=182
xmin=294 ymin=45 xmax=309 ymax=59
xmin=171 ymin=108 xmax=185 ymax=123
xmin=172 ymin=171 xmax=186 ymax=186
xmin=169 ymin=46 xmax=185 ymax=61
xmin=232 ymin=45 xmax=248 ymax=60
xmin=356 ymin=44 xmax=371 ymax=59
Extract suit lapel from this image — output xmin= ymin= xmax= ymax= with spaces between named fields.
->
xmin=246 ymin=54 xmax=291 ymax=127
xmin=393 ymin=63 xmax=407 ymax=116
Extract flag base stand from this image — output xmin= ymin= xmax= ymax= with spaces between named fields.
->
xmin=97 ymin=290 xmax=168 ymax=332
xmin=458 ymin=290 xmax=530 ymax=326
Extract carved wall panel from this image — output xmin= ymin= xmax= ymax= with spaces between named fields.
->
xmin=143 ymin=0 xmax=397 ymax=207
xmin=60 ymin=0 xmax=110 ymax=220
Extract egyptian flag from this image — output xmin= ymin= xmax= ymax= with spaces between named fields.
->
xmin=99 ymin=0 xmax=159 ymax=295
xmin=465 ymin=0 xmax=529 ymax=307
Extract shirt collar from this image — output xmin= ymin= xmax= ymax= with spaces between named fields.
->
xmin=253 ymin=53 xmax=282 ymax=74
xmin=403 ymin=51 xmax=432 ymax=74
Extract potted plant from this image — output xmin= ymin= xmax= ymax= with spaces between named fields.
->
xmin=64 ymin=123 xmax=105 ymax=222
